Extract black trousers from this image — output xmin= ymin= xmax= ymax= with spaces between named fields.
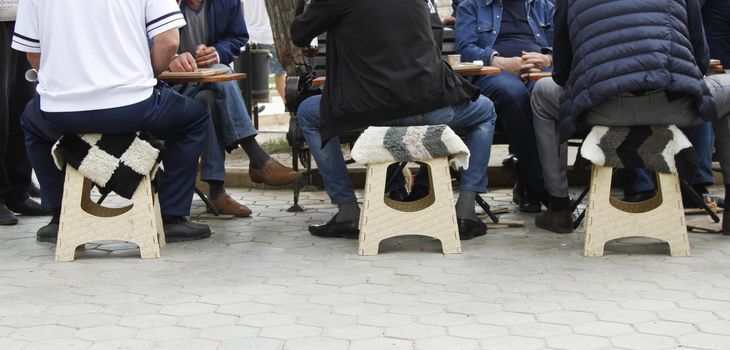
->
xmin=0 ymin=21 xmax=35 ymax=204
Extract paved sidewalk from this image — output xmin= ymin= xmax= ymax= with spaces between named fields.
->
xmin=1 ymin=187 xmax=730 ymax=350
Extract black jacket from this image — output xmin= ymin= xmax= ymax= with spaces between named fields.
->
xmin=291 ymin=0 xmax=479 ymax=141
xmin=552 ymin=0 xmax=716 ymax=142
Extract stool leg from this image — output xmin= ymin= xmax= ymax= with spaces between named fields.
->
xmin=659 ymin=173 xmax=690 ymax=257
xmin=138 ymin=236 xmax=161 ymax=259
xmin=583 ymin=166 xmax=612 ymax=257
xmin=358 ymin=164 xmax=388 ymax=256
xmin=55 ymin=169 xmax=87 ymax=262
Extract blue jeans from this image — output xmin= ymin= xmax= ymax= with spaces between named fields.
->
xmin=297 ymin=95 xmax=496 ymax=204
xmin=472 ymin=71 xmax=544 ymax=194
xmin=175 ymin=64 xmax=257 ymax=182
xmin=624 ymin=122 xmax=715 ymax=194
xmin=703 ymin=0 xmax=730 ymax=67
xmin=20 ymin=87 xmax=209 ymax=216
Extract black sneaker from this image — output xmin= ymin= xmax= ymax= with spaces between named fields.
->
xmin=36 ymin=211 xmax=61 ymax=243
xmin=0 ymin=204 xmax=18 ymax=226
xmin=622 ymin=190 xmax=656 ymax=203
xmin=162 ymin=216 xmax=212 ymax=243
xmin=7 ymin=197 xmax=52 ymax=216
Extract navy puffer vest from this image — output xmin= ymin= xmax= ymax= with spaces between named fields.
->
xmin=557 ymin=0 xmax=717 ymax=141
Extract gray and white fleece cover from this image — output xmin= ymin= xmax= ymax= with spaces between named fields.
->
xmin=351 ymin=125 xmax=470 ymax=170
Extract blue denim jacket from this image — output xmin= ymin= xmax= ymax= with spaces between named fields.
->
xmin=455 ymin=0 xmax=554 ymax=64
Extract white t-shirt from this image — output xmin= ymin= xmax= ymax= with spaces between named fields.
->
xmin=12 ymin=0 xmax=186 ymax=112
xmin=242 ymin=0 xmax=274 ymax=45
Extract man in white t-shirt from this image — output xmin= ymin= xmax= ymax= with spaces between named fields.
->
xmin=242 ymin=0 xmax=286 ymax=98
xmin=13 ymin=0 xmax=213 ymax=243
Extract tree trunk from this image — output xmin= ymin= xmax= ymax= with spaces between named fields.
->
xmin=265 ymin=0 xmax=305 ymax=75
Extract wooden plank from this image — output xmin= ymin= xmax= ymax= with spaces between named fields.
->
xmin=158 ymin=67 xmax=246 ymax=84
xmin=158 ymin=67 xmax=230 ymax=79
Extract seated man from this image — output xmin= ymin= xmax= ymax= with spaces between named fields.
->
xmin=15 ymin=0 xmax=213 ymax=242
xmin=170 ymin=0 xmax=299 ymax=217
xmin=703 ymin=0 xmax=730 ymax=66
xmin=530 ymin=0 xmax=730 ymax=234
xmin=608 ymin=0 xmax=724 ymax=205
xmin=291 ymin=0 xmax=497 ymax=240
xmin=1 ymin=4 xmax=49 ymax=226
xmin=455 ymin=0 xmax=553 ymax=212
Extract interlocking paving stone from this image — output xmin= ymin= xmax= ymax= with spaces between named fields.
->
xmin=611 ymin=333 xmax=679 ymax=350
xmin=2 ymin=186 xmax=730 ymax=349
xmin=545 ymin=334 xmax=611 ymax=350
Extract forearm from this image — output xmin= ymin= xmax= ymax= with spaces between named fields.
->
xmin=27 ymin=53 xmax=40 ymax=70
xmin=150 ymin=28 xmax=180 ymax=76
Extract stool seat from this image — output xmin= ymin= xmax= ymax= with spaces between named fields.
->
xmin=55 ymin=166 xmax=164 ymax=262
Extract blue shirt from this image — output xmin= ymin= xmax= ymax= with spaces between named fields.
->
xmin=492 ymin=0 xmax=541 ymax=57
xmin=455 ymin=0 xmax=554 ymax=64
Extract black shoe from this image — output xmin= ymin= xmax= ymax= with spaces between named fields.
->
xmin=7 ymin=197 xmax=52 ymax=216
xmin=36 ymin=212 xmax=60 ymax=243
xmin=0 ymin=204 xmax=18 ymax=226
xmin=386 ymin=188 xmax=409 ymax=202
xmin=622 ymin=190 xmax=656 ymax=203
xmin=535 ymin=209 xmax=575 ymax=234
xmin=27 ymin=182 xmax=41 ymax=198
xmin=457 ymin=218 xmax=487 ymax=240
xmin=163 ymin=216 xmax=212 ymax=243
xmin=309 ymin=215 xmax=359 ymax=239
xmin=513 ymin=186 xmax=542 ymax=213
xmin=386 ymin=185 xmax=430 ymax=203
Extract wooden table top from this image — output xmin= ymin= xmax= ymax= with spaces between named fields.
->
xmin=158 ymin=72 xmax=246 ymax=85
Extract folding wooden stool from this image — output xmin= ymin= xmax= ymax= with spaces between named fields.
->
xmin=583 ymin=165 xmax=689 ymax=257
xmin=358 ymin=157 xmax=461 ymax=256
xmin=55 ymin=166 xmax=164 ymax=262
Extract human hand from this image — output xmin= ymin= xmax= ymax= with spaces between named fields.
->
xmin=520 ymin=67 xmax=542 ymax=81
xmin=195 ymin=44 xmax=219 ymax=67
xmin=491 ymin=56 xmax=524 ymax=76
xmin=169 ymin=52 xmax=198 ymax=72
xmin=442 ymin=16 xmax=456 ymax=26
xmin=521 ymin=52 xmax=551 ymax=71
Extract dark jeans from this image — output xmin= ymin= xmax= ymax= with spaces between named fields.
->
xmin=0 ymin=21 xmax=35 ymax=204
xmin=20 ymin=87 xmax=209 ymax=216
xmin=624 ymin=122 xmax=715 ymax=195
xmin=472 ymin=71 xmax=545 ymax=195
xmin=703 ymin=0 xmax=730 ymax=67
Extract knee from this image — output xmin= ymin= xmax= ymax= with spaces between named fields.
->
xmin=297 ymin=96 xmax=322 ymax=128
xmin=531 ymin=79 xmax=560 ymax=119
xmin=475 ymin=96 xmax=497 ymax=124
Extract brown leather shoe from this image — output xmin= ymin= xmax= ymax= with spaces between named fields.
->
xmin=209 ymin=193 xmax=252 ymax=217
xmin=249 ymin=159 xmax=300 ymax=186
xmin=535 ymin=209 xmax=574 ymax=234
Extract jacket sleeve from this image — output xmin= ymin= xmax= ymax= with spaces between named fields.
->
xmin=451 ymin=0 xmax=460 ymax=16
xmin=541 ymin=0 xmax=556 ymax=52
xmin=212 ymin=0 xmax=249 ymax=65
xmin=455 ymin=0 xmax=496 ymax=64
xmin=551 ymin=0 xmax=572 ymax=86
xmin=290 ymin=0 xmax=340 ymax=47
xmin=687 ymin=0 xmax=710 ymax=74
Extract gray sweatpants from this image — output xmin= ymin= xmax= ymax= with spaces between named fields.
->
xmin=531 ymin=75 xmax=730 ymax=198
